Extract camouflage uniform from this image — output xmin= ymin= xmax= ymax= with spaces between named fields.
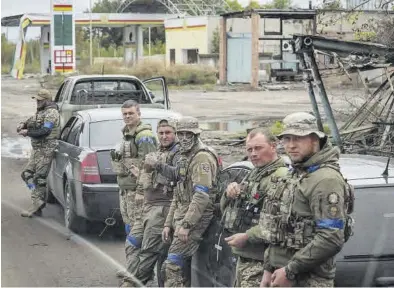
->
xmin=19 ymin=89 xmax=60 ymax=217
xmin=220 ymin=158 xmax=287 ymax=287
xmin=126 ymin=135 xmax=181 ymax=287
xmin=110 ymin=121 xmax=157 ymax=285
xmin=151 ymin=116 xmax=220 ymax=287
xmin=248 ymin=112 xmax=355 ymax=287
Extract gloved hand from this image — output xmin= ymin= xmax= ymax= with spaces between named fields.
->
xmin=110 ymin=150 xmax=122 ymax=161
xmin=144 ymin=153 xmax=159 ymax=171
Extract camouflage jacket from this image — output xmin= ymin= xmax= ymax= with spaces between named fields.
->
xmin=20 ymin=103 xmax=60 ymax=149
xmin=116 ymin=121 xmax=157 ymax=190
xmin=140 ymin=142 xmax=181 ymax=206
xmin=221 ymin=157 xmax=287 ymax=261
xmin=255 ymin=141 xmax=348 ymax=280
xmin=157 ymin=141 xmax=219 ymax=232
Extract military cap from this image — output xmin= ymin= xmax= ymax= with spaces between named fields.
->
xmin=32 ymin=89 xmax=52 ymax=101
xmin=158 ymin=117 xmax=177 ymax=131
xmin=277 ymin=112 xmax=326 ymax=139
xmin=176 ymin=116 xmax=202 ymax=134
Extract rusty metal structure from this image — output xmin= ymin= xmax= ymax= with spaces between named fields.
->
xmin=291 ymin=34 xmax=394 ymax=155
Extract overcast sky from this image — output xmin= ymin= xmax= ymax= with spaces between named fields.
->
xmin=1 ymin=0 xmax=313 ymax=41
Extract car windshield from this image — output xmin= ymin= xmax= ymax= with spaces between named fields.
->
xmin=89 ymin=118 xmax=159 ymax=148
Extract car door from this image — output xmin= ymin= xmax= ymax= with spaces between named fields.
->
xmin=52 ymin=116 xmax=84 ymax=206
xmin=54 ymin=79 xmax=73 ymax=130
xmin=142 ymin=76 xmax=170 ymax=110
xmin=191 ymin=163 xmax=252 ymax=288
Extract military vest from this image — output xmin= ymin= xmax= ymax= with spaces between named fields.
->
xmin=30 ymin=106 xmax=60 ymax=148
xmin=223 ymin=166 xmax=287 ymax=234
xmin=150 ymin=142 xmax=181 ymax=196
xmin=259 ymin=164 xmax=355 ymax=250
xmin=176 ymin=144 xmax=221 ymax=205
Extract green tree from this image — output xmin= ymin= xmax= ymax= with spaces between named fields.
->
xmin=261 ymin=0 xmax=292 ymax=9
xmin=245 ymin=0 xmax=261 ymax=9
xmin=226 ymin=0 xmax=243 ymax=11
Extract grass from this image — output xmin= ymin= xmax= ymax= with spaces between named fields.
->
xmin=77 ymin=59 xmax=218 ymax=87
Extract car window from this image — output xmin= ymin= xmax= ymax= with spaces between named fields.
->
xmin=89 ymin=118 xmax=159 ymax=148
xmin=66 ymin=117 xmax=83 ymax=146
xmin=70 ymin=80 xmax=149 ymax=105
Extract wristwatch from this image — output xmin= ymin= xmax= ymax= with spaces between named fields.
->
xmin=181 ymin=221 xmax=191 ymax=229
xmin=285 ymin=266 xmax=296 ymax=281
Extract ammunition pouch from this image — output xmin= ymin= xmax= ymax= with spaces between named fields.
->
xmin=111 ymin=159 xmax=126 ymax=175
xmin=223 ymin=201 xmax=260 ymax=233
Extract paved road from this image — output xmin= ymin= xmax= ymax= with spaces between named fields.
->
xmin=1 ymin=156 xmax=128 ymax=287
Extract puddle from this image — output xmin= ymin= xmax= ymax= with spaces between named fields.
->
xmin=200 ymin=120 xmax=260 ymax=133
xmin=1 ymin=137 xmax=31 ymax=159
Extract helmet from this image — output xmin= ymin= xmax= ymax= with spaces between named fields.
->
xmin=176 ymin=116 xmax=202 ymax=135
xmin=277 ymin=112 xmax=325 ymax=139
xmin=32 ymin=89 xmax=52 ymax=101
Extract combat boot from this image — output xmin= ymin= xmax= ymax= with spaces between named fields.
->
xmin=21 ymin=199 xmax=45 ymax=217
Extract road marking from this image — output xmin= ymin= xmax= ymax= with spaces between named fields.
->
xmin=384 ymin=213 xmax=394 ymax=218
xmin=2 ymin=200 xmax=144 ymax=287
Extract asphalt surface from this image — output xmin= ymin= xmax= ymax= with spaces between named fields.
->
xmin=1 ymin=77 xmax=129 ymax=287
xmin=1 ymin=157 xmax=129 ymax=287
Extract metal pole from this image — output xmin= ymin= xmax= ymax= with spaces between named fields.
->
xmin=301 ymin=53 xmax=324 ymax=132
xmin=148 ymin=26 xmax=151 ymax=56
xmin=89 ymin=0 xmax=93 ymax=66
xmin=307 ymin=50 xmax=343 ymax=149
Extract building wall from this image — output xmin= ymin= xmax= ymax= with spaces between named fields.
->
xmin=164 ymin=16 xmax=209 ymax=65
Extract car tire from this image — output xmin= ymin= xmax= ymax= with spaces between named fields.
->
xmin=45 ymin=184 xmax=57 ymax=204
xmin=64 ymin=180 xmax=86 ymax=234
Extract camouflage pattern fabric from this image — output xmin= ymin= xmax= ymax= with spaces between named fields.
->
xmin=20 ymin=102 xmax=60 ymax=211
xmin=125 ymin=205 xmax=171 ymax=286
xmin=22 ymin=143 xmax=57 ymax=205
xmin=277 ymin=111 xmax=325 ymax=139
xmin=119 ymin=189 xmax=136 ymax=226
xmin=235 ymin=256 xmax=264 ymax=287
xmin=163 ymin=215 xmax=212 ymax=288
xmin=296 ymin=274 xmax=334 ymax=287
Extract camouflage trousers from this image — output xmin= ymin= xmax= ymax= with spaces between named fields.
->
xmin=235 ymin=256 xmax=264 ymax=287
xmin=295 ymin=274 xmax=334 ymax=287
xmin=163 ymin=215 xmax=212 ymax=287
xmin=123 ymin=204 xmax=170 ymax=287
xmin=119 ymin=188 xmax=136 ymax=226
xmin=21 ymin=144 xmax=55 ymax=206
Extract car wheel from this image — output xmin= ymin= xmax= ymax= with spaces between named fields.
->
xmin=45 ymin=184 xmax=57 ymax=204
xmin=64 ymin=180 xmax=86 ymax=234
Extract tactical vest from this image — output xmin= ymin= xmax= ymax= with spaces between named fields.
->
xmin=113 ymin=124 xmax=153 ymax=177
xmin=150 ymin=142 xmax=181 ymax=196
xmin=259 ymin=164 xmax=355 ymax=250
xmin=223 ymin=167 xmax=287 ymax=234
xmin=30 ymin=106 xmax=60 ymax=148
xmin=176 ymin=144 xmax=222 ymax=205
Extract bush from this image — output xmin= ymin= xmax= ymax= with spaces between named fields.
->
xmin=78 ymin=60 xmax=218 ymax=86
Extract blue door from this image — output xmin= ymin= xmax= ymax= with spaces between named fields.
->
xmin=227 ymin=33 xmax=252 ymax=83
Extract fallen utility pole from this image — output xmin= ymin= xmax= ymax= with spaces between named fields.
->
xmin=291 ymin=34 xmax=394 ymax=152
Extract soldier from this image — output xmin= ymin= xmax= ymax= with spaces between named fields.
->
xmin=255 ymin=112 xmax=354 ymax=287
xmin=125 ymin=118 xmax=181 ymax=287
xmin=144 ymin=116 xmax=221 ymax=287
xmin=222 ymin=128 xmax=287 ymax=287
xmin=110 ymin=100 xmax=157 ymax=286
xmin=18 ymin=89 xmax=60 ymax=217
